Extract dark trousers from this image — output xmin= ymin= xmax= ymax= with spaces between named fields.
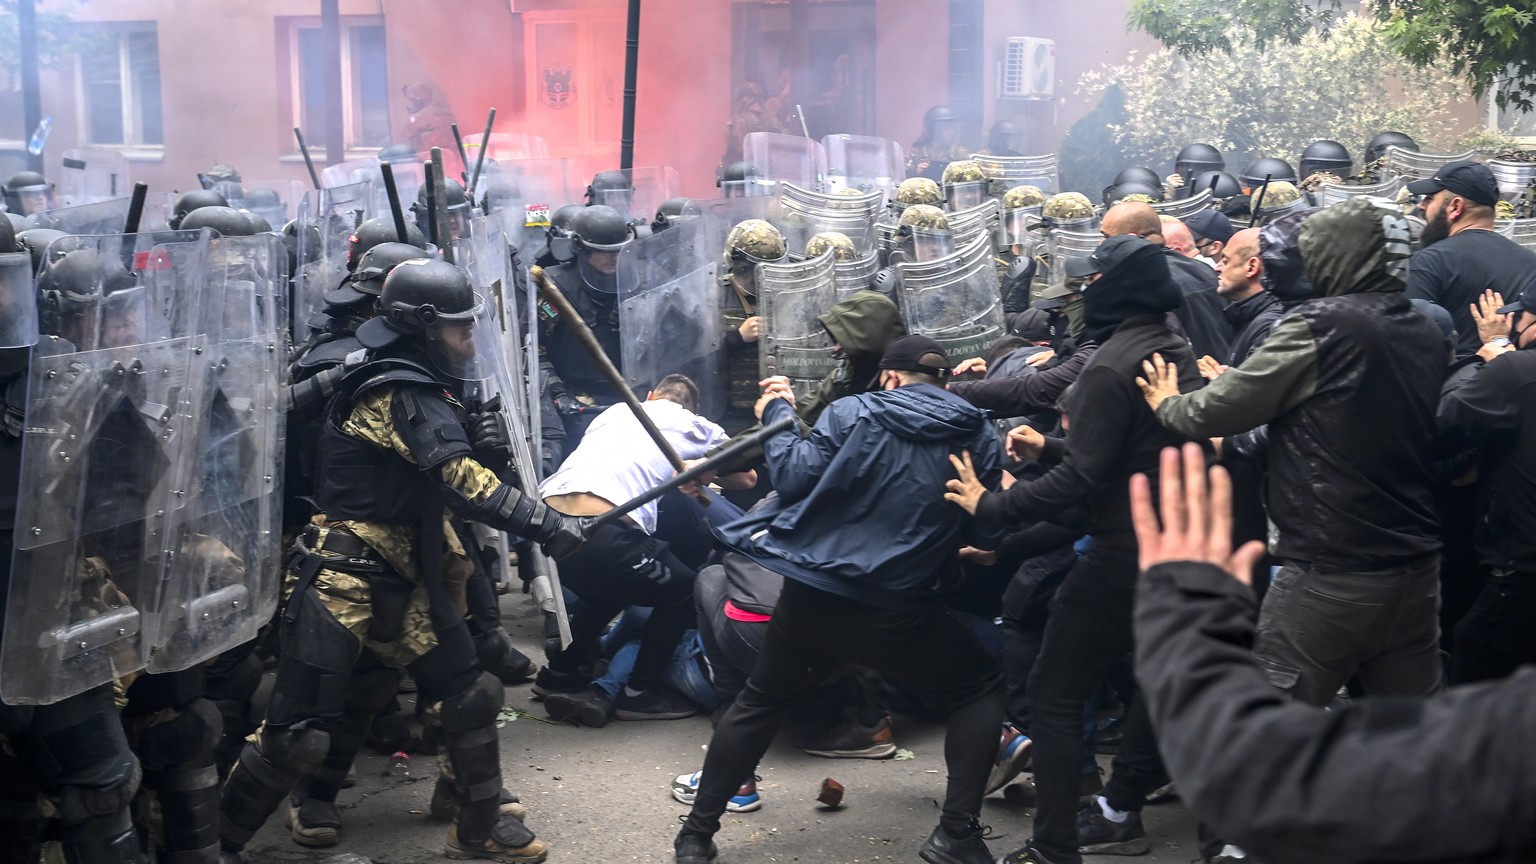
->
xmin=680 ymin=577 xmax=1003 ymax=837
xmin=1452 ymin=568 xmax=1536 ymax=684
xmin=550 ymin=521 xmax=697 ymax=692
xmin=1027 ymin=548 xmax=1167 ymax=863
xmin=999 ymin=545 xmax=1076 ymax=729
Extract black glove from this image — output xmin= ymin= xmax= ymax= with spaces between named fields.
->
xmin=553 ymin=393 xmax=587 ymax=417
xmin=468 ymin=410 xmax=514 ymax=472
xmin=474 ymin=625 xmax=515 ymax=675
xmin=535 ymin=506 xmax=590 ymax=560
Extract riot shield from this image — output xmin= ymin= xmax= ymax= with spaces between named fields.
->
xmin=1498 ymin=217 xmax=1536 ymax=251
xmin=743 ymin=133 xmax=827 ymax=192
xmin=758 ymin=250 xmax=837 ymax=399
xmin=972 ymin=153 xmax=1060 ymax=195
xmin=147 ymin=234 xmax=286 ymax=672
xmin=2 ymin=232 xmax=212 ymax=704
xmin=823 ymin=134 xmax=903 ymax=200
xmin=681 ymin=195 xmax=784 ymax=275
xmin=1047 ymin=229 xmax=1104 ymax=291
xmin=1000 ymin=207 xmax=1043 ymax=248
xmin=58 ymin=149 xmax=131 ymax=206
xmin=1490 ymin=160 xmax=1536 ymax=199
xmin=1383 ymin=147 xmax=1478 ymax=181
xmin=896 ymin=234 xmax=1005 ymax=361
xmin=322 ymin=158 xmax=424 ymax=222
xmin=948 ymin=199 xmax=1001 ymax=254
xmin=586 ymin=166 xmax=682 ymax=225
xmin=617 ymin=216 xmax=726 ymax=419
xmin=778 ymin=183 xmax=882 ymax=255
xmin=293 ymin=180 xmax=373 ymax=340
xmin=221 ymin=180 xmax=309 ymax=228
xmin=23 ymin=197 xmax=133 ymax=236
xmin=1151 ymin=189 xmax=1215 ymax=220
xmin=478 ymin=158 xmax=584 ymax=260
xmin=833 ymin=251 xmax=879 ymax=300
xmin=1320 ymin=177 xmax=1403 ymax=208
xmin=465 ymin=132 xmax=550 ymax=162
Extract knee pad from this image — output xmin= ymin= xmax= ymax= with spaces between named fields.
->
xmin=135 ymin=699 xmax=222 ymax=773
xmin=58 ymin=808 xmax=144 ymax=864
xmin=55 ymin=758 xmax=141 ymax=826
xmin=24 ymin=689 xmax=139 ymax=795
xmin=259 ymin=725 xmax=330 ymax=777
xmin=438 ymin=673 xmax=504 ymax=734
xmin=269 ymin=591 xmax=360 ymax=723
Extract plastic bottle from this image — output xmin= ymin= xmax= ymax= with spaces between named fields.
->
xmin=26 ymin=117 xmax=51 ymax=156
xmin=388 ymin=751 xmax=410 ymax=777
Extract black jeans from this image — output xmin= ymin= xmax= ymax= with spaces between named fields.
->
xmin=1026 ymin=547 xmax=1167 ymax=864
xmin=1452 ymin=568 xmax=1536 ymax=684
xmin=549 ymin=521 xmax=696 ymax=692
xmin=680 ymin=577 xmax=1003 ymax=838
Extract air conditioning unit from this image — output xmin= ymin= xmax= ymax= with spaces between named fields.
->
xmin=1002 ymin=37 xmax=1055 ymax=99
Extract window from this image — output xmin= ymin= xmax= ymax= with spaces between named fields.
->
xmin=78 ymin=25 xmax=163 ymax=147
xmin=286 ymin=17 xmax=391 ymax=151
xmin=1490 ymin=99 xmax=1536 ymax=143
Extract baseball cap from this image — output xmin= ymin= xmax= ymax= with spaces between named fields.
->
xmin=1009 ymin=307 xmax=1054 ymax=341
xmin=1033 ymin=277 xmax=1079 ymax=310
xmin=1497 ymin=282 xmax=1536 ymax=315
xmin=879 ymin=334 xmax=951 ymax=377
xmin=1185 ymin=209 xmax=1235 ymax=244
xmin=1064 ymin=234 xmax=1149 ymax=280
xmin=1405 ymin=160 xmax=1501 ymax=208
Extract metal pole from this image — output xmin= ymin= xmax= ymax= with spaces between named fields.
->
xmin=379 ymin=162 xmax=408 ymax=242
xmin=19 ymin=0 xmax=42 ymax=173
xmin=467 ymin=108 xmax=496 ymax=198
xmin=321 ymin=0 xmax=344 ymax=167
xmin=619 ymin=0 xmax=641 ymax=171
xmin=294 ymin=128 xmax=322 ymax=189
xmin=450 ymin=123 xmax=471 ymax=181
xmin=430 ymin=148 xmax=453 ymax=264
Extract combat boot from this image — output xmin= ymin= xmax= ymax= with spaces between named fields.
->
xmin=445 ymin=816 xmax=548 ymax=863
xmin=429 ymin=776 xmax=528 ymax=822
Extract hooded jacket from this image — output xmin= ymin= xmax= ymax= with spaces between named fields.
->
xmin=1223 ymin=289 xmax=1283 ymax=367
xmin=1155 ymin=197 xmax=1444 ymax=570
xmin=717 ymin=384 xmax=1002 ymax=608
xmin=1165 ymin=248 xmax=1234 ymax=360
xmin=975 ymin=240 xmax=1202 ymax=550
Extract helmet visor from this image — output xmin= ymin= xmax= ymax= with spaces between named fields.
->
xmin=578 ymin=251 xmax=622 ymax=294
xmin=590 ymin=187 xmax=635 ymax=216
xmin=424 ymin=292 xmax=488 ymax=380
xmin=1001 ymin=208 xmax=1040 ymax=247
xmin=909 ymin=227 xmax=955 ymax=262
xmin=945 ymin=181 xmax=987 ymax=211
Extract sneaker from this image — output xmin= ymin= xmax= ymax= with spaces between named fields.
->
xmin=614 ymin=686 xmax=697 ymax=720
xmin=1077 ymin=802 xmax=1150 ymax=855
xmin=669 ymin=770 xmax=761 ymax=812
xmin=530 ymin=667 xmax=590 ymax=699
xmin=543 ymin=688 xmax=615 ymax=728
xmin=997 ymin=840 xmax=1076 ymax=864
xmin=985 ymin=725 xmax=1033 ymax=795
xmin=444 ymin=819 xmax=548 ymax=863
xmin=798 ymin=714 xmax=897 ymax=759
xmin=674 ymin=831 xmax=718 ymax=864
xmin=429 ymin=777 xmax=528 ymax=822
xmin=286 ymin=799 xmax=340 ymax=848
xmin=918 ymin=821 xmax=994 ymax=864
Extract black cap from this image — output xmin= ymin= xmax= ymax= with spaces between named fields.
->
xmin=1497 ymin=283 xmax=1536 ymax=316
xmin=1065 ymin=234 xmax=1145 ymax=279
xmin=1009 ymin=307 xmax=1054 ymax=341
xmin=879 ymin=334 xmax=951 ymax=377
xmin=1405 ymin=160 xmax=1501 ymax=208
xmin=1185 ymin=209 xmax=1235 ymax=244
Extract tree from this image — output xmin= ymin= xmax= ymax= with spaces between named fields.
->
xmin=1127 ymin=0 xmax=1536 ymax=112
xmin=1076 ymin=15 xmax=1494 ymax=174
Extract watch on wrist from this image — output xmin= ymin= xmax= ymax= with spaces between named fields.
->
xmin=1489 ymin=336 xmax=1513 ymax=348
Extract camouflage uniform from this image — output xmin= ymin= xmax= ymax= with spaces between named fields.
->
xmin=906 ymin=141 xmax=970 ymax=182
xmin=1252 ymin=180 xmax=1308 ymax=223
xmin=722 ymin=220 xmax=787 ymax=432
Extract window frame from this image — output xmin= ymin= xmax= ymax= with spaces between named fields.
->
xmin=281 ymin=14 xmax=391 ymax=155
xmin=74 ymin=22 xmax=164 ymax=151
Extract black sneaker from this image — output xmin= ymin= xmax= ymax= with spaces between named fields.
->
xmin=796 ymin=714 xmax=897 ymax=758
xmin=1077 ymin=803 xmax=1150 ymax=855
xmin=544 ymin=688 xmax=615 ymax=727
xmin=615 ymin=686 xmax=697 ymax=720
xmin=674 ymin=831 xmax=718 ymax=864
xmin=496 ymin=647 xmax=539 ymax=685
xmin=918 ymin=821 xmax=994 ymax=864
xmin=998 ymin=840 xmax=1076 ymax=864
xmin=531 ymin=667 xmax=590 ymax=699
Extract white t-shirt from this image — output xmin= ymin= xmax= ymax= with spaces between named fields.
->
xmin=538 ymin=400 xmax=730 ymax=534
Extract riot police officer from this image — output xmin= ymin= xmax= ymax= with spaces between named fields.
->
xmin=907 ymin=105 xmax=969 ymax=182
xmin=412 ymin=177 xmax=471 ymax=245
xmin=1299 ymin=140 xmax=1353 ymax=182
xmin=3 ymin=170 xmax=53 ymax=216
xmin=534 ymin=203 xmax=585 ymax=269
xmin=999 ymin=184 xmax=1045 ymax=313
xmin=872 ymin=204 xmax=953 ymax=302
xmin=941 ymin=160 xmax=989 ymax=211
xmin=168 ymin=189 xmax=230 ymax=231
xmin=219 ymin=258 xmax=582 ymax=864
xmin=720 ymin=219 xmax=788 ymax=432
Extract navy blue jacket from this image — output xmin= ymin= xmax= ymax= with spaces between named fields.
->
xmin=718 ymin=383 xmax=1003 ymax=608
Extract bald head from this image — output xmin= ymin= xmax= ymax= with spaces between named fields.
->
xmin=1162 ymin=220 xmax=1197 ymax=256
xmin=1101 ymin=202 xmax=1164 ymax=244
xmin=1216 ymin=227 xmax=1263 ymax=302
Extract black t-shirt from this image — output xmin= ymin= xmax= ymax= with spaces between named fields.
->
xmin=1407 ymin=229 xmax=1536 ymax=357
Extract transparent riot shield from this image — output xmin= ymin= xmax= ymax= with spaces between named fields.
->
xmin=321 ymin=158 xmax=426 ymax=218
xmin=1151 ymin=189 xmax=1215 ymax=220
xmin=1498 ymin=217 xmax=1536 ymax=251
xmin=778 ymin=183 xmax=882 ymax=255
xmin=586 ymin=166 xmax=682 ymax=225
xmin=1490 ymin=160 xmax=1536 ymax=199
xmin=1047 ymin=229 xmax=1104 ymax=291
xmin=3 ymin=232 xmax=212 ymax=704
xmin=478 ymin=158 xmax=584 ymax=261
xmin=221 ymin=180 xmax=309 ymax=229
xmin=24 ymin=196 xmax=133 ymax=236
xmin=743 ymin=133 xmax=828 ymax=192
xmin=681 ymin=196 xmax=784 ymax=275
xmin=972 ymin=153 xmax=1060 ymax=195
xmin=58 ymin=149 xmax=132 ymax=206
xmin=834 ymin=251 xmax=879 ymax=301
xmin=910 ymin=227 xmax=958 ymax=263
xmin=897 ymin=234 xmax=1005 ymax=361
xmin=293 ymin=180 xmax=373 ymax=340
xmin=1320 ymin=177 xmax=1404 ymax=208
xmin=948 ymin=199 xmax=1001 ymax=254
xmin=1383 ymin=147 xmax=1478 ymax=181
xmin=465 ymin=132 xmax=551 ymax=162
xmin=1001 ymin=207 xmax=1042 ymax=248
xmin=823 ymin=134 xmax=903 ymax=200
xmin=617 ymin=216 xmax=725 ymax=419
xmin=147 ymin=234 xmax=286 ymax=672
xmin=758 ymin=250 xmax=837 ymax=399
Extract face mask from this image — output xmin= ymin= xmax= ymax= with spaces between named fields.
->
xmin=1512 ymin=314 xmax=1534 ymax=348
